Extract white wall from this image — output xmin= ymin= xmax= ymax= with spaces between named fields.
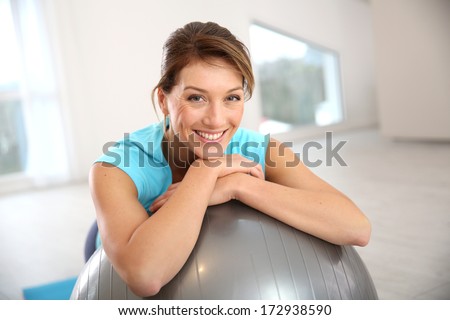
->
xmin=44 ymin=0 xmax=376 ymax=181
xmin=372 ymin=0 xmax=450 ymax=140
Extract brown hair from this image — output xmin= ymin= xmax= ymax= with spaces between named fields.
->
xmin=151 ymin=21 xmax=254 ymax=114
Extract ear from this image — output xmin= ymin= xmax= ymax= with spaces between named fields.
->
xmin=157 ymin=88 xmax=169 ymax=116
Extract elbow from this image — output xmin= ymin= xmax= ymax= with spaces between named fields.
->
xmin=117 ymin=261 xmax=164 ymax=297
xmin=353 ymin=231 xmax=370 ymax=247
xmin=352 ymin=218 xmax=371 ymax=247
xmin=128 ymin=281 xmax=163 ymax=298
xmin=123 ymin=268 xmax=164 ymax=298
xmin=107 ymin=246 xmax=169 ymax=297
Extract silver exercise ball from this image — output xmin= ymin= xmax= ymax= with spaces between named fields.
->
xmin=71 ymin=200 xmax=377 ymax=299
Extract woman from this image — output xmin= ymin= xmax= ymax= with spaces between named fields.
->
xmin=90 ymin=21 xmax=371 ymax=297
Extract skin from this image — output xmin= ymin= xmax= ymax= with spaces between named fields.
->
xmin=89 ymin=58 xmax=371 ymax=297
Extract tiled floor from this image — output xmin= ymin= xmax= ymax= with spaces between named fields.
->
xmin=0 ymin=128 xmax=449 ymax=299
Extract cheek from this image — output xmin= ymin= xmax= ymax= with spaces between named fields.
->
xmin=229 ymin=106 xmax=244 ymax=125
xmin=169 ymin=106 xmax=195 ymax=131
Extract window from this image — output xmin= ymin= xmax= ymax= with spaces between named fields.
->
xmin=0 ymin=0 xmax=27 ymax=175
xmin=0 ymin=0 xmax=69 ymax=190
xmin=249 ymin=24 xmax=344 ymax=134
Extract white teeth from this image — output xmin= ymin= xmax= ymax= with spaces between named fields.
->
xmin=196 ymin=131 xmax=224 ymax=141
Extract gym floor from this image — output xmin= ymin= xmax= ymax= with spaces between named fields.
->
xmin=0 ymin=127 xmax=449 ymax=299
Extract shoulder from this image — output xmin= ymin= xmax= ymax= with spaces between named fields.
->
xmin=94 ymin=122 xmax=171 ymax=211
xmin=228 ymin=127 xmax=269 ymax=151
xmin=230 ymin=127 xmax=267 ymax=144
xmin=227 ymin=127 xmax=269 ymax=170
xmin=96 ymin=122 xmax=165 ymax=166
xmin=123 ymin=122 xmax=164 ymax=152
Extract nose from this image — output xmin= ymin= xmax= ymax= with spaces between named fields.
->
xmin=203 ymin=101 xmax=225 ymax=128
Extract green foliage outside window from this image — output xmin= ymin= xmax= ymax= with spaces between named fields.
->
xmin=258 ymin=58 xmax=326 ymax=125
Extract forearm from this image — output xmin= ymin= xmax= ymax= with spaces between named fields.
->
xmin=234 ymin=174 xmax=371 ymax=246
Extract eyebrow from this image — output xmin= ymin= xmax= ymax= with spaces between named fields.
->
xmin=184 ymin=86 xmax=243 ymax=93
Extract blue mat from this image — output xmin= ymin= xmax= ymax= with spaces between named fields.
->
xmin=22 ymin=277 xmax=78 ymax=300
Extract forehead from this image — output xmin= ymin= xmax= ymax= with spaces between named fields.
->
xmin=176 ymin=58 xmax=243 ymax=89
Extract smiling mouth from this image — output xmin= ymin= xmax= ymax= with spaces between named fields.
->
xmin=194 ymin=130 xmax=226 ymax=141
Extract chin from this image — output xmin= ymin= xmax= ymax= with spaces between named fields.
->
xmin=196 ymin=142 xmax=226 ymax=160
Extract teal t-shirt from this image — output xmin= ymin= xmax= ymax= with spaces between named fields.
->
xmin=96 ymin=122 xmax=269 ymax=213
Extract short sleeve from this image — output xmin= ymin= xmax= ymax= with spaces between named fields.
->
xmin=226 ymin=128 xmax=269 ymax=173
xmin=94 ymin=124 xmax=172 ymax=211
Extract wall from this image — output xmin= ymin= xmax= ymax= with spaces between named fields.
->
xmin=372 ymin=0 xmax=450 ymax=140
xmin=44 ymin=0 xmax=376 ymax=181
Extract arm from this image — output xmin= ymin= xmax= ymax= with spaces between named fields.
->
xmin=90 ymin=162 xmax=213 ymax=297
xmin=232 ymin=138 xmax=371 ymax=246
xmin=89 ymin=155 xmax=262 ymax=297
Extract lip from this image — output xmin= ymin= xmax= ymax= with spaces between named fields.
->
xmin=194 ymin=129 xmax=228 ymax=143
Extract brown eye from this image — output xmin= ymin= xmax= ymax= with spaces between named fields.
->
xmin=188 ymin=95 xmax=205 ymax=103
xmin=226 ymin=95 xmax=241 ymax=102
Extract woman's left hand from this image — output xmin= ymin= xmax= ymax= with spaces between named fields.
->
xmin=207 ymin=173 xmax=250 ymax=206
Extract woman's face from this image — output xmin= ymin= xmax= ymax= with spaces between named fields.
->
xmin=159 ymin=58 xmax=245 ymax=161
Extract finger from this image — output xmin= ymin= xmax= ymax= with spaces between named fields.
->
xmin=150 ymin=193 xmax=171 ymax=212
xmin=149 ymin=184 xmax=179 ymax=212
xmin=150 ymin=195 xmax=164 ymax=211
xmin=213 ymin=154 xmax=262 ymax=178
xmin=150 ymin=198 xmax=166 ymax=212
xmin=238 ymin=158 xmax=263 ymax=179
xmin=155 ymin=183 xmax=179 ymax=201
xmin=249 ymin=164 xmax=264 ymax=180
xmin=167 ymin=182 xmax=180 ymax=190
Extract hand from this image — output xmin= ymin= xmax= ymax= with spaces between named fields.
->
xmin=200 ymin=154 xmax=264 ymax=180
xmin=149 ymin=182 xmax=180 ymax=213
xmin=150 ymin=154 xmax=264 ymax=213
xmin=208 ymin=172 xmax=264 ymax=206
xmin=150 ymin=172 xmax=265 ymax=213
xmin=149 ymin=173 xmax=253 ymax=212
